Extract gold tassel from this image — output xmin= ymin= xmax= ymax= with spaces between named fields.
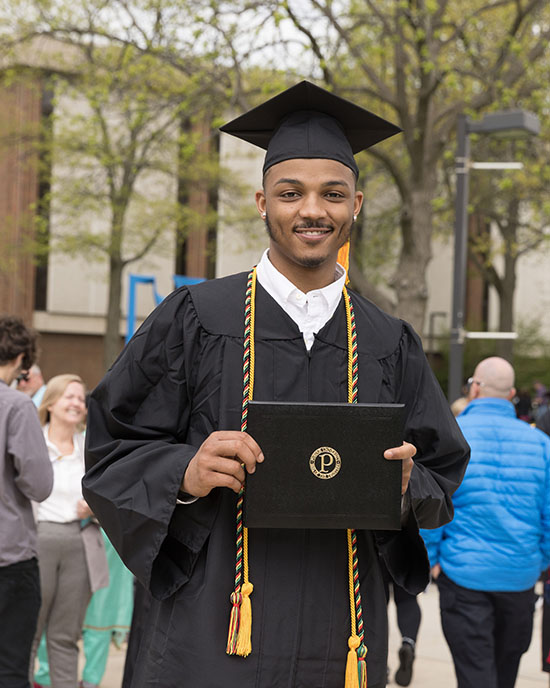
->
xmin=337 ymin=241 xmax=351 ymax=284
xmin=235 ymin=581 xmax=254 ymax=657
xmin=345 ymin=634 xmax=361 ymax=688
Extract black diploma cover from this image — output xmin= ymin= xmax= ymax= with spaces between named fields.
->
xmin=244 ymin=401 xmax=405 ymax=530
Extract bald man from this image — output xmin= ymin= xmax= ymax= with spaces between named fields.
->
xmin=422 ymin=357 xmax=550 ymax=688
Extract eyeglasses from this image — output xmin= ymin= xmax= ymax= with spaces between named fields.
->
xmin=467 ymin=377 xmax=485 ymax=387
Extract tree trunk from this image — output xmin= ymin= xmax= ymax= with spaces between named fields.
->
xmin=392 ymin=183 xmax=434 ymax=335
xmin=103 ymin=254 xmax=124 ymax=371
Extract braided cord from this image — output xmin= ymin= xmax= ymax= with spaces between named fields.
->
xmin=343 ymin=287 xmax=367 ymax=665
xmin=234 ymin=267 xmax=256 ymax=592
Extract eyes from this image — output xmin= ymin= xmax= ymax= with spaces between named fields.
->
xmin=278 ymin=190 xmax=346 ymax=200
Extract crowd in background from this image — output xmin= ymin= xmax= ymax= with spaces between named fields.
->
xmin=3 ymin=312 xmax=550 ymax=688
xmin=0 ymin=316 xmax=133 ymax=688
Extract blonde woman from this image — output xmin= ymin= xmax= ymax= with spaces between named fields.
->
xmin=31 ymin=374 xmax=107 ymax=688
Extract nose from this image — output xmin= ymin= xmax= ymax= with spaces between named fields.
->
xmin=298 ymin=192 xmax=327 ymax=221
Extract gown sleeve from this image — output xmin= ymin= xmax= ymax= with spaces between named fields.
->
xmin=373 ymin=323 xmax=470 ymax=594
xmin=83 ymin=288 xmax=220 ymax=600
xmin=395 ymin=324 xmax=470 ymax=529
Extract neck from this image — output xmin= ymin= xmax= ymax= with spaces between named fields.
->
xmin=48 ymin=418 xmax=76 ymax=445
xmin=0 ymin=362 xmax=17 ymax=385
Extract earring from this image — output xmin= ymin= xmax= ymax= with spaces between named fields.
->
xmin=261 ymin=213 xmax=266 ymax=219
xmin=353 ymin=214 xmax=357 ymax=221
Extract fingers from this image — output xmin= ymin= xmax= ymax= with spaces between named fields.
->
xmin=384 ymin=441 xmax=416 ymax=495
xmin=76 ymin=499 xmax=93 ymax=519
xmin=182 ymin=431 xmax=264 ymax=498
xmin=212 ymin=431 xmax=264 ymax=474
xmin=384 ymin=441 xmax=417 ymax=460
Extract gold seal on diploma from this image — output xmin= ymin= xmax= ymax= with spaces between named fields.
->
xmin=309 ymin=446 xmax=342 ymax=480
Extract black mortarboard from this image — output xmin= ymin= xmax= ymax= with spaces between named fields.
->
xmin=220 ymin=80 xmax=401 ymax=177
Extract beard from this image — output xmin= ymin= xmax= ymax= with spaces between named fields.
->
xmin=264 ymin=214 xmax=352 ymax=268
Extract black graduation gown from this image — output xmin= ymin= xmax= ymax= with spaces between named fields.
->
xmin=83 ymin=272 xmax=469 ymax=688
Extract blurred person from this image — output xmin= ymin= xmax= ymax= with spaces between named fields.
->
xmin=17 ymin=364 xmax=47 ymax=407
xmin=537 ymin=403 xmax=550 ymax=437
xmin=34 ymin=529 xmax=133 ymax=688
xmin=513 ymin=387 xmax=532 ymax=422
xmin=535 ymin=415 xmax=550 ymax=682
xmin=382 ymin=563 xmax=422 ymax=687
xmin=30 ymin=375 xmax=108 ymax=688
xmin=532 ymin=382 xmax=549 ymax=422
xmin=423 ymin=357 xmax=550 ymax=688
xmin=0 ymin=315 xmax=53 ymax=688
xmin=450 ymin=396 xmax=468 ymax=417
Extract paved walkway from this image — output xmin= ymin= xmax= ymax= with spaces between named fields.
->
xmin=98 ymin=583 xmax=549 ymax=687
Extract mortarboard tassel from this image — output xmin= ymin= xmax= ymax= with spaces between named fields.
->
xmin=337 ymin=241 xmax=351 ymax=284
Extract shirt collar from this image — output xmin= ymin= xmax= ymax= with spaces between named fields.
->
xmin=255 ymin=249 xmax=346 ymax=312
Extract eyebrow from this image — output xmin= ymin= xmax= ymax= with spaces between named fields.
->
xmin=273 ymin=178 xmax=351 ymax=189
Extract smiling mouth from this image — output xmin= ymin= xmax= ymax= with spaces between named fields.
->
xmin=294 ymin=227 xmax=333 ymax=238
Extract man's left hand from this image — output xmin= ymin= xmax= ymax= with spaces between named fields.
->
xmin=384 ymin=441 xmax=416 ymax=494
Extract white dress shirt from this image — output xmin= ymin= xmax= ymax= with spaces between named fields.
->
xmin=255 ymin=249 xmax=346 ymax=350
xmin=35 ymin=426 xmax=86 ymax=523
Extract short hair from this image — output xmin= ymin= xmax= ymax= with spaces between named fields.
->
xmin=38 ymin=374 xmax=86 ymax=427
xmin=0 ymin=315 xmax=37 ymax=369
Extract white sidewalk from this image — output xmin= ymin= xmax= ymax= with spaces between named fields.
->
xmin=99 ymin=583 xmax=549 ymax=687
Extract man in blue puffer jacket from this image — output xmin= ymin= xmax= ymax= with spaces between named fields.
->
xmin=422 ymin=356 xmax=550 ymax=688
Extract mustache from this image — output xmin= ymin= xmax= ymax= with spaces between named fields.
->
xmin=294 ymin=221 xmax=333 ymax=230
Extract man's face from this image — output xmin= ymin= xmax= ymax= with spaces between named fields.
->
xmin=17 ymin=368 xmax=43 ymax=396
xmin=255 ymin=158 xmax=363 ymax=278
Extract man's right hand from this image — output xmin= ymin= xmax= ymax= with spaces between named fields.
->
xmin=182 ymin=431 xmax=264 ymax=498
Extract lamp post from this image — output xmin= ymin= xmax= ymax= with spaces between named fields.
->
xmin=448 ymin=110 xmax=540 ymax=403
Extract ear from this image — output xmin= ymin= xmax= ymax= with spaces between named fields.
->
xmin=507 ymin=386 xmax=517 ymax=402
xmin=255 ymin=189 xmax=266 ymax=218
xmin=353 ymin=190 xmax=364 ymax=217
xmin=468 ymin=383 xmax=480 ymax=401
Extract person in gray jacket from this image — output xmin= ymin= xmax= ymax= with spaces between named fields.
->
xmin=0 ymin=316 xmax=53 ymax=688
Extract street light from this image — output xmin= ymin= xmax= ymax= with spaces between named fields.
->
xmin=448 ymin=110 xmax=540 ymax=403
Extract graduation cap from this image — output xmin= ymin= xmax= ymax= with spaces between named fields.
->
xmin=220 ymin=80 xmax=401 ymax=177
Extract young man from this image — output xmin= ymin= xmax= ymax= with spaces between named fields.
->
xmin=83 ymin=82 xmax=469 ymax=688
xmin=0 ymin=316 xmax=53 ymax=688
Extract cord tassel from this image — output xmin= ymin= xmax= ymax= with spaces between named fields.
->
xmin=235 ymin=581 xmax=254 ymax=656
xmin=358 ymin=642 xmax=368 ymax=687
xmin=226 ymin=591 xmax=242 ymax=655
xmin=345 ymin=635 xmax=361 ymax=688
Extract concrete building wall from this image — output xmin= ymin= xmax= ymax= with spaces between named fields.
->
xmin=216 ymin=133 xmax=268 ymax=277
